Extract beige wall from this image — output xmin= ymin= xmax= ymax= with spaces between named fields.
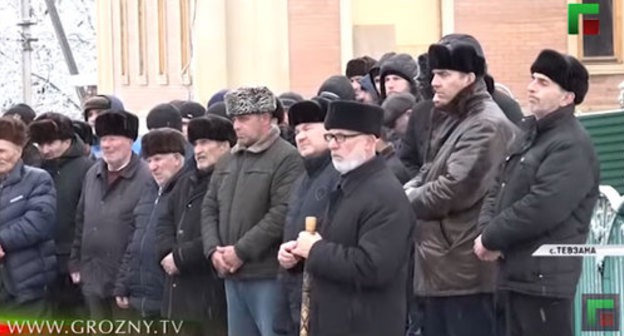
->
xmin=351 ymin=0 xmax=441 ymax=58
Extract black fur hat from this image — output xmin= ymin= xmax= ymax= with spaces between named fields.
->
xmin=72 ymin=120 xmax=95 ymax=146
xmin=29 ymin=112 xmax=75 ymax=145
xmin=187 ymin=115 xmax=237 ymax=147
xmin=141 ymin=128 xmax=186 ymax=158
xmin=288 ymin=94 xmax=338 ymax=128
xmin=95 ymin=110 xmax=139 ymax=141
xmin=346 ymin=57 xmax=376 ymax=78
xmin=324 ymin=101 xmax=383 ymax=137
xmin=225 ymin=86 xmax=277 ymax=117
xmin=428 ymin=36 xmax=486 ymax=76
xmin=530 ymin=49 xmax=589 ymax=105
xmin=147 ymin=103 xmax=182 ymax=131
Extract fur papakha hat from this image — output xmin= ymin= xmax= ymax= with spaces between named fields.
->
xmin=29 ymin=112 xmax=75 ymax=145
xmin=141 ymin=128 xmax=187 ymax=158
xmin=225 ymin=86 xmax=277 ymax=117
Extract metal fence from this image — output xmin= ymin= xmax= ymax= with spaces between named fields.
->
xmin=575 ymin=185 xmax=624 ymax=335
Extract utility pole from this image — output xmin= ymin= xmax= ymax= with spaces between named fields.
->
xmin=45 ymin=0 xmax=87 ymax=104
xmin=18 ymin=0 xmax=36 ymax=105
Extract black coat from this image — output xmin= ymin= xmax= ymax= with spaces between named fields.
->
xmin=41 ymin=138 xmax=94 ymax=274
xmin=480 ymin=106 xmax=600 ymax=298
xmin=0 ymin=162 xmax=57 ymax=303
xmin=156 ymin=167 xmax=227 ymax=334
xmin=69 ymin=154 xmax=152 ymax=298
xmin=114 ymin=170 xmax=182 ymax=317
xmin=305 ymin=156 xmax=415 ymax=336
xmin=274 ymin=152 xmax=340 ymax=336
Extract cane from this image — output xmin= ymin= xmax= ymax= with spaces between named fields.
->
xmin=299 ymin=216 xmax=317 ymax=336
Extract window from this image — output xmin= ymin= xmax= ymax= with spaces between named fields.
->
xmin=137 ymin=0 xmax=147 ymax=85
xmin=157 ymin=0 xmax=168 ymax=84
xmin=581 ymin=0 xmax=621 ymax=62
xmin=119 ymin=0 xmax=129 ymax=84
xmin=180 ymin=0 xmax=192 ymax=85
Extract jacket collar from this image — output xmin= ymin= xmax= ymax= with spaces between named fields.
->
xmin=95 ymin=152 xmax=142 ymax=179
xmin=438 ymin=78 xmax=490 ymax=118
xmin=303 ymin=151 xmax=332 ymax=175
xmin=339 ymin=155 xmax=385 ymax=196
xmin=535 ymin=104 xmax=575 ymax=132
xmin=160 ymin=166 xmax=186 ymax=194
xmin=42 ymin=137 xmax=85 ymax=170
xmin=231 ymin=124 xmax=281 ymax=154
xmin=1 ymin=160 xmax=25 ymax=187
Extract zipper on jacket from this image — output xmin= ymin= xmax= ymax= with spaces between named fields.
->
xmin=138 ymin=188 xmax=162 ymax=316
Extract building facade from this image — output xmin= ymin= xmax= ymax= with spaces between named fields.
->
xmin=96 ymin=0 xmax=623 ymax=115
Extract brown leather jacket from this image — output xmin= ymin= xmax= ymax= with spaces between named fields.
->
xmin=405 ymin=80 xmax=518 ymax=296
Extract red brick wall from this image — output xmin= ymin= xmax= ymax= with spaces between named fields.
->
xmin=454 ymin=0 xmax=623 ymax=112
xmin=287 ymin=0 xmax=342 ymax=97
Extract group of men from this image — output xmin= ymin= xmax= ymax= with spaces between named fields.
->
xmin=0 ymin=32 xmax=599 ymax=336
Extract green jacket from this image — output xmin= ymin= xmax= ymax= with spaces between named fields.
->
xmin=202 ymin=125 xmax=304 ymax=279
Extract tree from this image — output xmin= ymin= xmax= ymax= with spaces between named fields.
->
xmin=0 ymin=0 xmax=96 ymax=120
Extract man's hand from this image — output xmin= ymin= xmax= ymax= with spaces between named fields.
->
xmin=292 ymin=232 xmax=322 ymax=259
xmin=115 ymin=296 xmax=129 ymax=309
xmin=211 ymin=248 xmax=229 ymax=276
xmin=278 ymin=241 xmax=300 ymax=269
xmin=473 ymin=234 xmax=502 ymax=262
xmin=70 ymin=272 xmax=81 ymax=284
xmin=217 ymin=246 xmax=243 ymax=274
xmin=0 ymin=244 xmax=4 ymax=259
xmin=160 ymin=253 xmax=180 ymax=276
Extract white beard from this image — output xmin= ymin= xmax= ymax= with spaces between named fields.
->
xmin=332 ymin=155 xmax=369 ymax=175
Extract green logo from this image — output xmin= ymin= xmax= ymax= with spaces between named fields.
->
xmin=582 ymin=294 xmax=620 ymax=331
xmin=568 ymin=3 xmax=600 ymax=35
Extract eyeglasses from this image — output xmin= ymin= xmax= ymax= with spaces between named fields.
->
xmin=323 ymin=132 xmax=362 ymax=144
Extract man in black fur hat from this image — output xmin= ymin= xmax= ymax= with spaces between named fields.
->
xmin=403 ymin=37 xmax=517 ymax=336
xmin=202 ymin=86 xmax=303 ymax=336
xmin=114 ymin=128 xmax=187 ymax=319
xmin=156 ymin=116 xmax=234 ymax=335
xmin=290 ymin=101 xmax=414 ymax=336
xmin=475 ymin=49 xmax=600 ymax=336
xmin=69 ymin=110 xmax=152 ymax=320
xmin=29 ymin=113 xmax=94 ymax=318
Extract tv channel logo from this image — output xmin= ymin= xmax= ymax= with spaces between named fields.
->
xmin=568 ymin=3 xmax=600 ymax=35
xmin=582 ymin=294 xmax=620 ymax=331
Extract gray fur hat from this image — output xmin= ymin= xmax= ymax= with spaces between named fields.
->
xmin=225 ymin=86 xmax=277 ymax=117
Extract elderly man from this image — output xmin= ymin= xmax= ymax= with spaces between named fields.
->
xmin=290 ymin=101 xmax=414 ymax=336
xmin=69 ymin=111 xmax=152 ymax=320
xmin=404 ymin=36 xmax=517 ymax=336
xmin=29 ymin=113 xmax=94 ymax=318
xmin=274 ymin=94 xmax=340 ymax=335
xmin=0 ymin=117 xmax=57 ymax=317
xmin=202 ymin=86 xmax=303 ymax=336
xmin=156 ymin=115 xmax=236 ymax=336
xmin=114 ymin=128 xmax=188 ymax=319
xmin=475 ymin=50 xmax=599 ymax=336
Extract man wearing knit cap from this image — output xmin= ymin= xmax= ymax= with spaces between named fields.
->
xmin=403 ymin=37 xmax=517 ymax=336
xmin=290 ymin=101 xmax=414 ymax=336
xmin=275 ymin=94 xmax=340 ymax=335
xmin=379 ymin=53 xmax=419 ymax=101
xmin=29 ymin=113 xmax=94 ymax=318
xmin=0 ymin=117 xmax=57 ymax=317
xmin=114 ymin=128 xmax=187 ymax=319
xmin=202 ymin=86 xmax=303 ymax=336
xmin=69 ymin=110 xmax=152 ymax=320
xmin=179 ymin=101 xmax=206 ymax=137
xmin=156 ymin=116 xmax=235 ymax=335
xmin=317 ymin=75 xmax=356 ymax=101
xmin=476 ymin=49 xmax=599 ymax=336
xmin=146 ymin=103 xmax=183 ymax=131
xmin=368 ymin=52 xmax=397 ymax=96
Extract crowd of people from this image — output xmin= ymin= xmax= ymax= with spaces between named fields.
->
xmin=0 ymin=33 xmax=599 ymax=336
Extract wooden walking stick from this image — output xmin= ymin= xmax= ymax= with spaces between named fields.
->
xmin=299 ymin=216 xmax=317 ymax=336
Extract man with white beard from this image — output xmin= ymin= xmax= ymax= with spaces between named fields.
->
xmin=291 ymin=100 xmax=415 ymax=336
